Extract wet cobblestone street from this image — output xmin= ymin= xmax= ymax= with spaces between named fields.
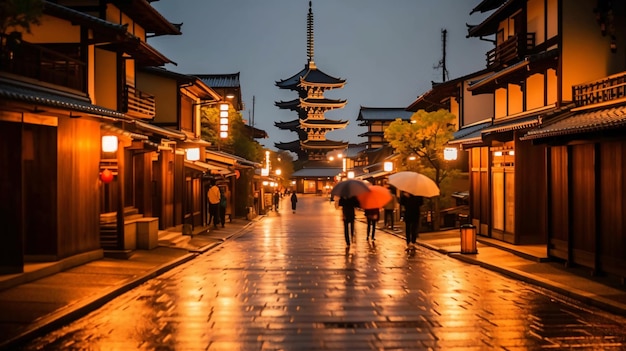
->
xmin=21 ymin=196 xmax=626 ymax=350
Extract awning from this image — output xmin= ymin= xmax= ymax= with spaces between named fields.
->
xmin=522 ymin=105 xmax=626 ymax=140
xmin=184 ymin=160 xmax=231 ymax=175
xmin=133 ymin=120 xmax=187 ymax=140
xmin=355 ymin=170 xmax=391 ymax=180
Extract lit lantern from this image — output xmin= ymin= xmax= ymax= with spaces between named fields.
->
xmin=444 ymin=147 xmax=458 ymax=161
xmin=383 ymin=161 xmax=393 ymax=172
xmin=185 ymin=147 xmax=200 ymax=161
xmin=102 ymin=135 xmax=118 ymax=153
xmin=460 ymin=224 xmax=477 ymax=254
xmin=347 ymin=171 xmax=355 ymax=179
xmin=100 ymin=169 xmax=114 ymax=183
xmin=219 ymin=103 xmax=229 ymax=139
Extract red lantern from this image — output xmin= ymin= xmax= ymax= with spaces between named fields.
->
xmin=100 ymin=169 xmax=114 ymax=184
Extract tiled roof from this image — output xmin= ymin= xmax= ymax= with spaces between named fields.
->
xmin=449 ymin=121 xmax=491 ymax=146
xmin=292 ymin=167 xmax=342 ymax=178
xmin=357 ymin=107 xmax=413 ymax=121
xmin=0 ymin=80 xmax=126 ymax=119
xmin=522 ymin=106 xmax=626 ymax=140
xmin=482 ymin=114 xmax=542 ymax=134
xmin=195 ymin=73 xmax=241 ymax=88
xmin=276 ymin=64 xmax=345 ymax=89
xmin=109 ymin=0 xmax=182 ymax=36
xmin=301 ymin=139 xmax=349 ymax=149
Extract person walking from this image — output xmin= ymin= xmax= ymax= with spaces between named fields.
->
xmin=383 ymin=187 xmax=398 ymax=230
xmin=400 ymin=192 xmax=423 ymax=249
xmin=273 ymin=190 xmax=280 ymax=212
xmin=218 ymin=186 xmax=227 ymax=228
xmin=338 ymin=196 xmax=359 ymax=247
xmin=364 ymin=208 xmax=380 ymax=241
xmin=290 ymin=192 xmax=298 ymax=213
xmin=207 ymin=180 xmax=221 ymax=229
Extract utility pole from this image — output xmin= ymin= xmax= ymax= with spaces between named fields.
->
xmin=434 ymin=28 xmax=449 ymax=82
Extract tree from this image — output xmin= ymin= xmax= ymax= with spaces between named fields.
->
xmin=200 ymin=104 xmax=264 ymax=163
xmin=384 ymin=109 xmax=458 ymax=231
xmin=0 ymin=0 xmax=43 ymax=36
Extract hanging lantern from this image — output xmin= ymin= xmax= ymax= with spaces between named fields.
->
xmin=185 ymin=147 xmax=200 ymax=161
xmin=102 ymin=135 xmax=118 ymax=153
xmin=100 ymin=169 xmax=114 ymax=183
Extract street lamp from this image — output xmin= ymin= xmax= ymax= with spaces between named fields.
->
xmin=102 ymin=135 xmax=118 ymax=153
xmin=444 ymin=147 xmax=458 ymax=161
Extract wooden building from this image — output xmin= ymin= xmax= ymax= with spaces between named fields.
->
xmin=454 ymin=0 xmax=626 ymax=277
xmin=0 ymin=0 xmax=181 ymax=271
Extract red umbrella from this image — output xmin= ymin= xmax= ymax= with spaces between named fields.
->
xmin=357 ymin=185 xmax=393 ymax=209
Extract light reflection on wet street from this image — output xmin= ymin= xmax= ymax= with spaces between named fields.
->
xmin=21 ymin=196 xmax=626 ymax=350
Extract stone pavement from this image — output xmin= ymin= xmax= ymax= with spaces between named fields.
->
xmin=1 ymin=200 xmax=626 ymax=350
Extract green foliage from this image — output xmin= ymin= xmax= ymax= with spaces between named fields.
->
xmin=0 ymin=0 xmax=43 ymax=35
xmin=384 ymin=109 xmax=457 ymax=186
xmin=200 ymin=105 xmax=264 ymax=163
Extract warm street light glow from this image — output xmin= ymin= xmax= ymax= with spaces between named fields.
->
xmin=185 ymin=147 xmax=200 ymax=161
xmin=384 ymin=161 xmax=393 ymax=172
xmin=275 ymin=169 xmax=282 ymax=176
xmin=444 ymin=147 xmax=458 ymax=161
xmin=347 ymin=171 xmax=355 ymax=179
xmin=219 ymin=103 xmax=229 ymax=139
xmin=102 ymin=135 xmax=118 ymax=153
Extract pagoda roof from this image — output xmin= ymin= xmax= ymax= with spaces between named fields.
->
xmin=301 ymin=118 xmax=349 ymax=129
xmin=301 ymin=139 xmax=349 ymax=149
xmin=276 ymin=97 xmax=347 ymax=110
xmin=274 ymin=120 xmax=301 ymax=130
xmin=357 ymin=107 xmax=413 ymax=122
xmin=276 ymin=63 xmax=345 ymax=90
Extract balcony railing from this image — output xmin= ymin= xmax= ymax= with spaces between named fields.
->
xmin=0 ymin=34 xmax=85 ymax=91
xmin=573 ymin=72 xmax=626 ymax=107
xmin=123 ymin=84 xmax=156 ymax=119
xmin=486 ymin=33 xmax=535 ymax=68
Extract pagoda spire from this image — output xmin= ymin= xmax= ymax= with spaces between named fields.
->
xmin=307 ymin=1 xmax=315 ymax=68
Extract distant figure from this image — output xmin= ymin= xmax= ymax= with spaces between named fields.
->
xmin=339 ymin=196 xmax=360 ymax=247
xmin=273 ymin=190 xmax=280 ymax=211
xmin=400 ymin=193 xmax=423 ymax=249
xmin=218 ymin=186 xmax=227 ymax=228
xmin=364 ymin=208 xmax=380 ymax=241
xmin=290 ymin=192 xmax=298 ymax=213
xmin=383 ymin=188 xmax=398 ymax=230
xmin=207 ymin=180 xmax=221 ymax=229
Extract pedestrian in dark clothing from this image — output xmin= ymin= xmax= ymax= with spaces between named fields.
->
xmin=207 ymin=180 xmax=221 ymax=228
xmin=273 ymin=191 xmax=280 ymax=211
xmin=290 ymin=192 xmax=298 ymax=213
xmin=339 ymin=196 xmax=359 ymax=246
xmin=400 ymin=193 xmax=423 ymax=249
xmin=364 ymin=208 xmax=380 ymax=240
xmin=218 ymin=187 xmax=227 ymax=228
xmin=383 ymin=188 xmax=398 ymax=230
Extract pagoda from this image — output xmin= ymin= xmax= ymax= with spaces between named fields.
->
xmin=275 ymin=1 xmax=349 ymax=161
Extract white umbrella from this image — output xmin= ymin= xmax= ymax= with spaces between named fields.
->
xmin=388 ymin=171 xmax=440 ymax=197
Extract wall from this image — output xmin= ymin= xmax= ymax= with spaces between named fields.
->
xmin=56 ymin=117 xmax=101 ymax=258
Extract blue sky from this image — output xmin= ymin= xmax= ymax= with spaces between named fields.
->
xmin=149 ymin=0 xmax=492 ymax=150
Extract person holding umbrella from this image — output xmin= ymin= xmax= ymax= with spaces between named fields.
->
xmin=400 ymin=192 xmax=424 ymax=250
xmin=364 ymin=208 xmax=380 ymax=241
xmin=338 ymin=196 xmax=359 ymax=247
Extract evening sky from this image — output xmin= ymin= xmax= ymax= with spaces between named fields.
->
xmin=149 ymin=0 xmax=492 ymax=151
